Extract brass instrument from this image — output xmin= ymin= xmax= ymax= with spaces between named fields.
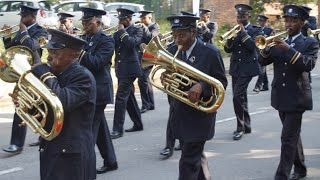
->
xmin=141 ymin=36 xmax=225 ymax=113
xmin=103 ymin=25 xmax=118 ymax=35
xmin=0 ymin=46 xmax=64 ymax=141
xmin=159 ymin=31 xmax=173 ymax=47
xmin=255 ymin=30 xmax=288 ymax=50
xmin=38 ymin=36 xmax=48 ymax=47
xmin=0 ymin=24 xmax=19 ymax=38
xmin=218 ymin=24 xmax=243 ymax=44
xmin=307 ymin=28 xmax=320 ymax=38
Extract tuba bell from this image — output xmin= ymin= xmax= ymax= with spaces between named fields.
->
xmin=141 ymin=36 xmax=225 ymax=113
xmin=0 ymin=46 xmax=64 ymax=141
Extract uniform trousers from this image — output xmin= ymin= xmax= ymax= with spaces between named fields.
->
xmin=255 ymin=66 xmax=268 ymax=89
xmin=231 ymin=76 xmax=252 ymax=132
xmin=10 ymin=113 xmax=27 ymax=147
xmin=92 ymin=105 xmax=117 ymax=166
xmin=138 ymin=66 xmax=154 ymax=110
xmin=275 ymin=111 xmax=306 ymax=180
xmin=113 ymin=77 xmax=142 ymax=133
xmin=179 ymin=141 xmax=211 ymax=180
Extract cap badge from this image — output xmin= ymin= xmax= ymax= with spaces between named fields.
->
xmin=174 ymin=19 xmax=180 ymax=24
xmin=288 ymin=8 xmax=293 ymax=13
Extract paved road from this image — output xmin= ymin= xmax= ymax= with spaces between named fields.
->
xmin=0 ymin=61 xmax=320 ymax=180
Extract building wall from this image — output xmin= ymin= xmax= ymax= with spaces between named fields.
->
xmin=203 ymin=0 xmax=250 ymax=26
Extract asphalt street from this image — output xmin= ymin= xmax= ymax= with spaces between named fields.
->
xmin=0 ymin=61 xmax=320 ymax=180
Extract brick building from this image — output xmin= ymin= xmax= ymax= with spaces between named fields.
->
xmin=203 ymin=0 xmax=250 ymax=26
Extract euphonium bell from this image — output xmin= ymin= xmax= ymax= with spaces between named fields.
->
xmin=141 ymin=36 xmax=225 ymax=113
xmin=255 ymin=30 xmax=288 ymax=50
xmin=218 ymin=24 xmax=243 ymax=44
xmin=0 ymin=46 xmax=64 ymax=141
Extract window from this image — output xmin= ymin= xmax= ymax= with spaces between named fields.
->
xmin=39 ymin=1 xmax=52 ymax=11
xmin=0 ymin=2 xmax=9 ymax=12
xmin=55 ymin=3 xmax=74 ymax=13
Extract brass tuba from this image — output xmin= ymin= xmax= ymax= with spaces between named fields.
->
xmin=141 ymin=36 xmax=225 ymax=113
xmin=218 ymin=24 xmax=243 ymax=44
xmin=255 ymin=30 xmax=288 ymax=50
xmin=0 ymin=46 xmax=64 ymax=141
xmin=0 ymin=24 xmax=19 ymax=38
xmin=159 ymin=31 xmax=173 ymax=47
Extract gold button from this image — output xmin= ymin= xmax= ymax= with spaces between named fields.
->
xmin=283 ymin=73 xmax=285 ymax=76
xmin=40 ymin=148 xmax=44 ymax=152
xmin=282 ymin=83 xmax=285 ymax=87
xmin=62 ymin=149 xmax=66 ymax=153
xmin=284 ymin=62 xmax=287 ymax=65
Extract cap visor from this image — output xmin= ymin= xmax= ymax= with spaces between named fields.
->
xmin=42 ymin=42 xmax=65 ymax=50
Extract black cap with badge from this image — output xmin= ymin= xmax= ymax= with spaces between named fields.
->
xmin=235 ymin=4 xmax=253 ymax=15
xmin=57 ymin=12 xmax=74 ymax=21
xmin=300 ymin=5 xmax=312 ymax=13
xmin=167 ymin=15 xmax=200 ymax=30
xmin=180 ymin=11 xmax=197 ymax=16
xmin=257 ymin=15 xmax=269 ymax=21
xmin=43 ymin=29 xmax=87 ymax=50
xmin=199 ymin=8 xmax=211 ymax=16
xmin=80 ymin=7 xmax=106 ymax=21
xmin=19 ymin=5 xmax=39 ymax=16
xmin=283 ymin=5 xmax=309 ymax=20
xmin=116 ymin=8 xmax=135 ymax=19
xmin=139 ymin=10 xmax=153 ymax=18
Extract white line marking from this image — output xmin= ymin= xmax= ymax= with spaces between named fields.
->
xmin=0 ymin=167 xmax=23 ymax=176
xmin=0 ymin=118 xmax=12 ymax=123
xmin=216 ymin=110 xmax=266 ymax=124
xmin=311 ymin=73 xmax=318 ymax=77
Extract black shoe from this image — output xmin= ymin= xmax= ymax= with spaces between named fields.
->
xmin=125 ymin=126 xmax=143 ymax=132
xmin=110 ymin=131 xmax=123 ymax=139
xmin=96 ymin=162 xmax=118 ymax=174
xmin=2 ymin=145 xmax=23 ymax=153
xmin=253 ymin=87 xmax=260 ymax=93
xmin=174 ymin=144 xmax=182 ymax=151
xmin=29 ymin=140 xmax=40 ymax=147
xmin=160 ymin=147 xmax=173 ymax=158
xmin=149 ymin=106 xmax=155 ymax=110
xmin=233 ymin=131 xmax=244 ymax=140
xmin=289 ymin=172 xmax=307 ymax=180
xmin=260 ymin=87 xmax=269 ymax=91
xmin=140 ymin=108 xmax=148 ymax=113
xmin=244 ymin=128 xmax=251 ymax=134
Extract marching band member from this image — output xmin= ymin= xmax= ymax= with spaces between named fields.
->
xmin=32 ymin=29 xmax=96 ymax=180
xmin=57 ymin=12 xmax=80 ymax=35
xmin=197 ymin=8 xmax=218 ymax=44
xmin=2 ymin=5 xmax=48 ymax=153
xmin=253 ymin=15 xmax=273 ymax=93
xmin=165 ymin=14 xmax=227 ymax=179
xmin=78 ymin=7 xmax=118 ymax=174
xmin=137 ymin=10 xmax=160 ymax=114
xmin=300 ymin=6 xmax=317 ymax=37
xmin=259 ymin=5 xmax=319 ymax=180
xmin=111 ymin=8 xmax=143 ymax=139
xmin=224 ymin=4 xmax=262 ymax=141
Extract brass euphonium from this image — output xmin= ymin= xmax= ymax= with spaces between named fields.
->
xmin=0 ymin=46 xmax=64 ymax=141
xmin=255 ymin=30 xmax=288 ymax=50
xmin=141 ymin=36 xmax=225 ymax=113
xmin=218 ymin=24 xmax=243 ymax=44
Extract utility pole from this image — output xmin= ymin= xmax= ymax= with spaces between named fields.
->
xmin=318 ymin=0 xmax=320 ymax=27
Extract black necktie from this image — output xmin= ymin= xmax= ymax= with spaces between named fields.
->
xmin=181 ymin=51 xmax=187 ymax=61
xmin=287 ymin=37 xmax=292 ymax=45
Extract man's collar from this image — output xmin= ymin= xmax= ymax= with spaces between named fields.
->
xmin=185 ymin=38 xmax=197 ymax=59
xmin=27 ymin=22 xmax=37 ymax=30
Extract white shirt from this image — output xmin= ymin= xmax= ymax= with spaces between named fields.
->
xmin=288 ymin=32 xmax=302 ymax=43
xmin=185 ymin=38 xmax=197 ymax=59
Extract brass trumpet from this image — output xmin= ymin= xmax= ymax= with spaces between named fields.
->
xmin=0 ymin=24 xmax=19 ymax=38
xmin=218 ymin=24 xmax=243 ymax=44
xmin=0 ymin=46 xmax=64 ymax=141
xmin=307 ymin=28 xmax=320 ymax=38
xmin=255 ymin=30 xmax=288 ymax=50
xmin=141 ymin=36 xmax=225 ymax=113
xmin=103 ymin=25 xmax=118 ymax=35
